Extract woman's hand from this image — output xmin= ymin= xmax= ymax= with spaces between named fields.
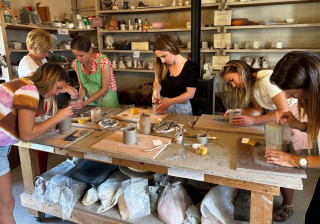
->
xmin=55 ymin=106 xmax=73 ymax=122
xmin=265 ymin=150 xmax=298 ymax=168
xmin=156 ymin=98 xmax=172 ymax=114
xmin=69 ymin=99 xmax=86 ymax=109
xmin=276 ymin=111 xmax=301 ymax=129
xmin=229 ymin=115 xmax=256 ymax=126
xmin=224 ymin=109 xmax=242 ymax=119
xmin=60 ymin=85 xmax=79 ymax=99
xmin=152 ymin=90 xmax=161 ymax=104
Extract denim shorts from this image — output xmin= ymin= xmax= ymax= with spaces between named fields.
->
xmin=0 ymin=146 xmax=11 ymax=176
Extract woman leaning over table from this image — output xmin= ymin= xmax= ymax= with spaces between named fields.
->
xmin=17 ymin=29 xmax=78 ymax=174
xmin=0 ymin=63 xmax=73 ymax=224
xmin=265 ymin=51 xmax=320 ymax=224
xmin=69 ymin=32 xmax=119 ymax=109
xmin=220 ymin=60 xmax=311 ymax=222
xmin=152 ymin=34 xmax=198 ymax=115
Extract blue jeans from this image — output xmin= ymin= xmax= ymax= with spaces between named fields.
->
xmin=0 ymin=146 xmax=11 ymax=176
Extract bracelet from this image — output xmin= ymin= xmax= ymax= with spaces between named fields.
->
xmin=301 ymin=122 xmax=308 ymax=132
xmin=291 ymin=159 xmax=301 ymax=169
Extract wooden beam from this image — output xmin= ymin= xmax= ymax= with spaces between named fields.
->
xmin=250 ymin=191 xmax=273 ymax=224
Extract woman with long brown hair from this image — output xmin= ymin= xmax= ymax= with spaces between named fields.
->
xmin=221 ymin=59 xmax=310 ymax=222
xmin=265 ymin=51 xmax=320 ymax=224
xmin=152 ymin=34 xmax=198 ymax=115
xmin=0 ymin=63 xmax=73 ymax=224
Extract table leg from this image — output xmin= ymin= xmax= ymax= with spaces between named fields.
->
xmin=18 ymin=147 xmax=43 ymax=217
xmin=250 ymin=191 xmax=273 ymax=224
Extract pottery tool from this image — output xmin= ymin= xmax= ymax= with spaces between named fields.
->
xmin=96 ymin=129 xmax=107 ymax=138
xmin=188 ymin=117 xmax=199 ymax=128
xmin=64 ymin=130 xmax=79 ymax=141
xmin=144 ymin=141 xmax=171 ymax=152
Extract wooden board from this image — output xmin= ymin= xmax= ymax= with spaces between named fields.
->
xmin=111 ymin=108 xmax=169 ymax=124
xmin=236 ymin=139 xmax=306 ymax=178
xmin=30 ymin=128 xmax=94 ymax=148
xmin=193 ymin=114 xmax=264 ymax=136
xmin=90 ymin=131 xmax=171 ymax=160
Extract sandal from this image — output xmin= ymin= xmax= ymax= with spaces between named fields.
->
xmin=273 ymin=204 xmax=293 ymax=222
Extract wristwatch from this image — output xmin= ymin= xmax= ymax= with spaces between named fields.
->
xmin=299 ymin=155 xmax=308 ymax=169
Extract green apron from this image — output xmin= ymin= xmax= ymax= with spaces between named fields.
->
xmin=76 ymin=55 xmax=120 ymax=108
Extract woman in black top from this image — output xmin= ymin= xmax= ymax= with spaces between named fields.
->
xmin=152 ymin=34 xmax=198 ymax=115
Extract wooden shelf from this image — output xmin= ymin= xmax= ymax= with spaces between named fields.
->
xmin=20 ymin=193 xmax=163 ymax=224
xmin=99 ymin=27 xmax=220 ymax=33
xmin=99 ymin=28 xmax=191 ymax=33
xmin=5 ymin=23 xmax=95 ymax=32
xmin=224 ymin=48 xmax=320 ymax=53
xmin=225 ymin=0 xmax=318 ymax=8
xmin=113 ymin=68 xmax=154 ymax=73
xmin=101 ymin=50 xmax=153 ymax=53
xmin=97 ymin=3 xmax=220 ymax=15
xmin=224 ymin=23 xmax=320 ymax=30
xmin=8 ymin=49 xmax=73 ymax=54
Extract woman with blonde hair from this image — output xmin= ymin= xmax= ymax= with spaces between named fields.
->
xmin=265 ymin=51 xmax=320 ymax=224
xmin=221 ymin=59 xmax=310 ymax=222
xmin=0 ymin=63 xmax=73 ymax=224
xmin=152 ymin=34 xmax=198 ymax=115
xmin=18 ymin=29 xmax=77 ymax=174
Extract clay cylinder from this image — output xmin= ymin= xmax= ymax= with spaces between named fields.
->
xmin=123 ymin=127 xmax=137 ymax=145
xmin=152 ymin=103 xmax=158 ymax=115
xmin=197 ymin=134 xmax=208 ymax=145
xmin=59 ymin=117 xmax=72 ymax=135
xmin=139 ymin=113 xmax=151 ymax=134
xmin=91 ymin=107 xmax=102 ymax=123
xmin=228 ymin=111 xmax=241 ymax=124
xmin=265 ymin=122 xmax=283 ymax=145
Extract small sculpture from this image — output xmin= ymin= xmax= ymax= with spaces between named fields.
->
xmin=172 ymin=0 xmax=177 ymax=7
xmin=118 ymin=60 xmax=126 ymax=69
xmin=102 ymin=0 xmax=112 ymax=10
xmin=105 ymin=35 xmax=114 ymax=49
xmin=178 ymin=0 xmax=183 ymax=6
xmin=108 ymin=16 xmax=118 ymax=30
xmin=112 ymin=0 xmax=118 ymax=10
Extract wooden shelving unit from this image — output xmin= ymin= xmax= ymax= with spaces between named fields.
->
xmin=224 ymin=0 xmax=319 ymax=8
xmin=224 ymin=23 xmax=320 ymax=30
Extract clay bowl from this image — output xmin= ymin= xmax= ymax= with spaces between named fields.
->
xmin=151 ymin=22 xmax=164 ymax=29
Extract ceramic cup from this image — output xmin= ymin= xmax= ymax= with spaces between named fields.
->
xmin=187 ymin=41 xmax=191 ymax=49
xmin=197 ymin=134 xmax=208 ymax=145
xmin=233 ymin=42 xmax=239 ymax=49
xmin=123 ymin=127 xmax=137 ymax=145
xmin=276 ymin=41 xmax=283 ymax=49
xmin=244 ymin=41 xmax=252 ymax=49
xmin=228 ymin=111 xmax=241 ymax=124
xmin=139 ymin=113 xmax=151 ymax=135
xmin=185 ymin=1 xmax=190 ymax=6
xmin=252 ymin=41 xmax=261 ymax=49
xmin=202 ymin=41 xmax=208 ymax=49
xmin=59 ymin=117 xmax=72 ymax=135
xmin=175 ymin=133 xmax=183 ymax=144
xmin=91 ymin=107 xmax=102 ymax=123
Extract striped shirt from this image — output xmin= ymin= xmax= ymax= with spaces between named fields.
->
xmin=0 ymin=78 xmax=39 ymax=146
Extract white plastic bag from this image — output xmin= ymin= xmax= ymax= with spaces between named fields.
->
xmin=97 ymin=177 xmax=127 ymax=213
xmin=200 ymin=185 xmax=235 ymax=224
xmin=183 ymin=204 xmax=201 ymax=224
xmin=32 ymin=160 xmax=75 ymax=201
xmin=45 ymin=174 xmax=88 ymax=220
xmin=124 ymin=179 xmax=150 ymax=219
xmin=158 ymin=181 xmax=193 ymax=224
xmin=149 ymin=186 xmax=160 ymax=212
xmin=82 ymin=186 xmax=99 ymax=205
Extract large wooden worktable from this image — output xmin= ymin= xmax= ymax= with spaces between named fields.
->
xmin=16 ymin=108 xmax=303 ymax=224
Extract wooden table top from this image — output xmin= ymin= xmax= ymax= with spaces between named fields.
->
xmin=22 ymin=107 xmax=304 ymax=191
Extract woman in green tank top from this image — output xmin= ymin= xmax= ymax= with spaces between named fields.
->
xmin=69 ymin=33 xmax=120 ymax=109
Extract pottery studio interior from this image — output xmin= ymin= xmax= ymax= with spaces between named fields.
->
xmin=1 ymin=0 xmax=320 ymax=224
